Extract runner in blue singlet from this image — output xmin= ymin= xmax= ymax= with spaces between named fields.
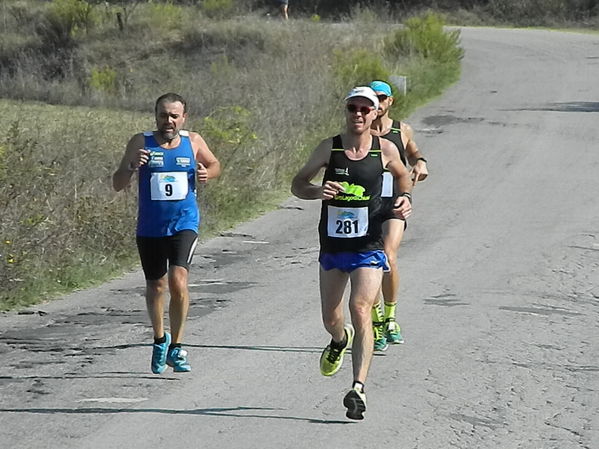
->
xmin=113 ymin=93 xmax=220 ymax=374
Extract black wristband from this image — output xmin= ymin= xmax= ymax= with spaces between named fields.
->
xmin=416 ymin=157 xmax=427 ymax=163
xmin=399 ymin=192 xmax=412 ymax=203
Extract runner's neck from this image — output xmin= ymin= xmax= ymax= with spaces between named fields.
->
xmin=370 ymin=115 xmax=393 ymax=136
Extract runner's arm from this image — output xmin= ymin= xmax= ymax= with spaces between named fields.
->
xmin=402 ymin=122 xmax=428 ymax=183
xmin=191 ymin=133 xmax=221 ymax=183
xmin=382 ymin=139 xmax=412 ymax=219
xmin=291 ymin=138 xmax=342 ymax=200
xmin=112 ymin=134 xmax=148 ymax=192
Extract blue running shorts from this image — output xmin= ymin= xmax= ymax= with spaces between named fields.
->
xmin=319 ymin=250 xmax=390 ymax=273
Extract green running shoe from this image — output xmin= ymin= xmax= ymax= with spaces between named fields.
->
xmin=385 ymin=318 xmax=404 ymax=344
xmin=373 ymin=321 xmax=388 ymax=351
xmin=320 ymin=324 xmax=354 ymax=377
xmin=343 ymin=386 xmax=367 ymax=420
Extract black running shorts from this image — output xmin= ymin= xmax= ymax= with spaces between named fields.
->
xmin=136 ymin=230 xmax=198 ymax=280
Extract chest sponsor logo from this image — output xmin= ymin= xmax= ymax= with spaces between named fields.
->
xmin=176 ymin=157 xmax=191 ymax=167
xmin=148 ymin=151 xmax=164 ymax=167
xmin=335 ymin=181 xmax=369 ymax=201
xmin=335 ymin=167 xmax=349 ymax=176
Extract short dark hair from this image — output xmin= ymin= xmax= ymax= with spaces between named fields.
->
xmin=155 ymin=93 xmax=187 ymax=113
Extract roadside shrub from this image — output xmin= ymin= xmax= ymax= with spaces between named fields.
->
xmin=193 ymin=105 xmax=260 ymax=228
xmin=384 ymin=11 xmax=464 ymax=65
xmin=89 ymin=66 xmax=118 ymax=94
xmin=333 ymin=48 xmax=390 ymax=93
xmin=202 ymin=0 xmax=235 ymax=19
xmin=381 ymin=12 xmax=463 ymax=118
xmin=49 ymin=0 xmax=97 ymax=36
xmin=146 ymin=0 xmax=184 ymax=30
xmin=209 ymin=55 xmax=235 ymax=79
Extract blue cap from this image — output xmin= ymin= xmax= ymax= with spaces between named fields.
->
xmin=369 ymin=80 xmax=393 ymax=97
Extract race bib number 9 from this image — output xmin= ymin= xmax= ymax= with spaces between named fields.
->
xmin=150 ymin=172 xmax=188 ymax=200
xmin=327 ymin=206 xmax=368 ymax=238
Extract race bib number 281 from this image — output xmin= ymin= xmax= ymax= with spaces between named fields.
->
xmin=327 ymin=205 xmax=368 ymax=238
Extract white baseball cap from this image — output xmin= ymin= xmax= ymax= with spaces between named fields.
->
xmin=344 ymin=86 xmax=379 ymax=110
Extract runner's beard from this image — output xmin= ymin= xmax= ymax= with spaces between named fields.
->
xmin=159 ymin=128 xmax=179 ymax=141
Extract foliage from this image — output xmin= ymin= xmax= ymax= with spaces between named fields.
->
xmin=89 ymin=66 xmax=118 ymax=94
xmin=146 ymin=0 xmax=183 ymax=29
xmin=384 ymin=11 xmax=464 ymax=65
xmin=333 ymin=49 xmax=390 ymax=94
xmin=202 ymin=0 xmax=235 ymax=19
xmin=48 ymin=0 xmax=97 ymax=36
xmin=0 ymin=104 xmax=150 ymax=310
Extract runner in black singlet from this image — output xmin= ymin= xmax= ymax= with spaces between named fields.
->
xmin=291 ymin=86 xmax=413 ymax=420
xmin=368 ymin=80 xmax=430 ymax=350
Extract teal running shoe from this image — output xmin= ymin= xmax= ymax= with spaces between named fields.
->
xmin=167 ymin=346 xmax=191 ymax=372
xmin=343 ymin=386 xmax=367 ymax=420
xmin=373 ymin=321 xmax=388 ymax=352
xmin=151 ymin=332 xmax=171 ymax=374
xmin=385 ymin=318 xmax=404 ymax=344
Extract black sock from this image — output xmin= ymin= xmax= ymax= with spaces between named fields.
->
xmin=169 ymin=343 xmax=182 ymax=351
xmin=330 ymin=329 xmax=348 ymax=349
xmin=154 ymin=335 xmax=166 ymax=345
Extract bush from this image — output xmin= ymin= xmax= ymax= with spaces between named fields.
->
xmin=333 ymin=48 xmax=390 ymax=94
xmin=193 ymin=105 xmax=261 ymax=229
xmin=49 ymin=0 xmax=97 ymax=36
xmin=89 ymin=66 xmax=118 ymax=94
xmin=384 ymin=11 xmax=464 ymax=65
xmin=146 ymin=0 xmax=184 ymax=30
xmin=202 ymin=0 xmax=235 ymax=19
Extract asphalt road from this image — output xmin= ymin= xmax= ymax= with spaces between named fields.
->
xmin=1 ymin=27 xmax=598 ymax=449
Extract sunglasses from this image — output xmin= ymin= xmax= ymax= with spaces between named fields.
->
xmin=346 ymin=104 xmax=374 ymax=115
xmin=377 ymin=94 xmax=389 ymax=101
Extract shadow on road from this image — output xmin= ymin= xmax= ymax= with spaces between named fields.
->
xmin=189 ymin=343 xmax=322 ymax=354
xmin=508 ymin=101 xmax=599 ymax=112
xmin=0 ymin=405 xmax=352 ymax=425
xmin=0 ymin=372 xmax=179 ymax=381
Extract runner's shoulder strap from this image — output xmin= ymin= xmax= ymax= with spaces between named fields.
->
xmin=332 ymin=134 xmax=343 ymax=151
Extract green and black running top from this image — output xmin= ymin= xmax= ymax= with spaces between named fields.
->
xmin=382 ymin=120 xmax=406 ymax=165
xmin=379 ymin=120 xmax=405 ymax=207
xmin=318 ymin=134 xmax=386 ymax=253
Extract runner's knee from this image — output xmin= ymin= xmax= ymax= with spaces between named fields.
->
xmin=146 ymin=278 xmax=167 ymax=296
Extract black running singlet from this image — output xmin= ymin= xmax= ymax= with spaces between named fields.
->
xmin=318 ymin=135 xmax=386 ymax=253
xmin=381 ymin=120 xmax=406 ymax=165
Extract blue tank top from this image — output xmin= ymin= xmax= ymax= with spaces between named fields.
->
xmin=137 ymin=130 xmax=199 ymax=237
